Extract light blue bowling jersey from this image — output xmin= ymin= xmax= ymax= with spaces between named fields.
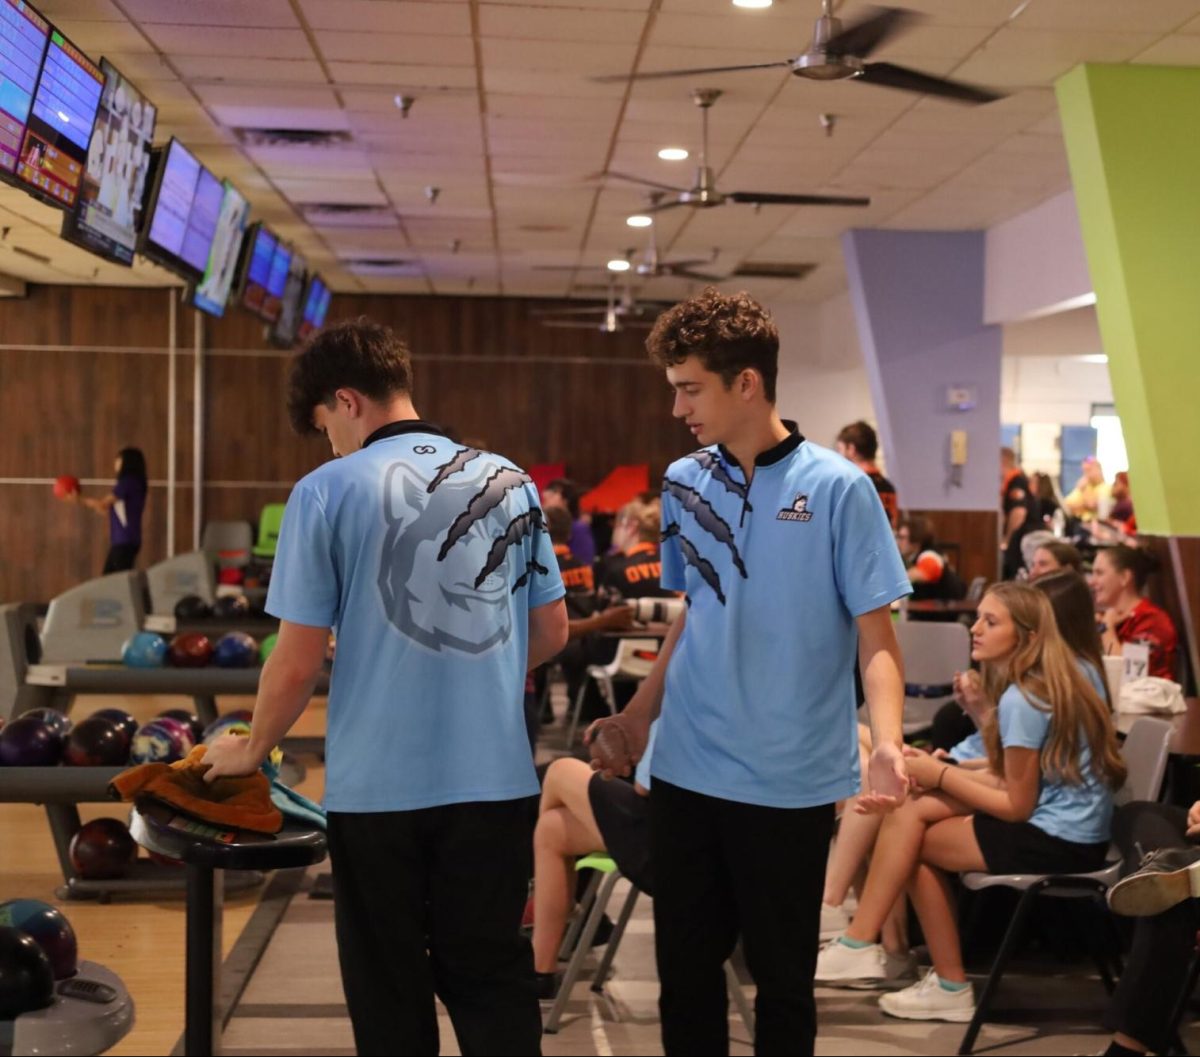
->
xmin=267 ymin=422 xmax=564 ymax=811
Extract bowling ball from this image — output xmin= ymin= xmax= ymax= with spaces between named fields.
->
xmin=217 ymin=567 xmax=244 ymax=586
xmin=0 ymin=899 xmax=77 ymax=980
xmin=590 ymin=722 xmax=632 ymax=775
xmin=0 ymin=716 xmax=66 ymax=767
xmin=0 ymin=927 xmax=54 ymax=1018
xmin=211 ymin=595 xmax=250 ymax=619
xmin=151 ymin=716 xmax=195 ymax=756
xmin=63 ymin=716 xmax=128 ymax=767
xmin=68 ymin=819 xmax=137 ymax=881
xmin=167 ymin=632 xmax=213 ymax=668
xmin=202 ymin=711 xmax=253 ymax=745
xmin=158 ymin=709 xmax=204 ymax=745
xmin=173 ymin=595 xmax=211 ymax=621
xmin=121 ymin=630 xmax=168 ymax=668
xmin=17 ymin=708 xmax=71 ymax=738
xmin=52 ymin=475 xmax=80 ymax=500
xmin=258 ymin=633 xmax=278 ymax=664
xmin=129 ymin=720 xmax=187 ymax=764
xmin=212 ymin=631 xmax=258 ymax=669
xmin=92 ymin=708 xmax=138 ymax=743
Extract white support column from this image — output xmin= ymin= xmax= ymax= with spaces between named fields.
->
xmin=192 ymin=309 xmax=204 ymax=551
xmin=167 ymin=292 xmax=177 ymax=557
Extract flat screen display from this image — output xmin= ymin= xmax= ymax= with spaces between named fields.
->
xmin=297 ymin=274 xmax=331 ymax=341
xmin=142 ymin=139 xmax=200 ymax=267
xmin=191 ymin=181 xmax=249 ymax=318
xmin=15 ymin=24 xmax=104 ymax=208
xmin=0 ymin=0 xmax=50 ymax=179
xmin=272 ymin=250 xmax=308 ymax=347
xmin=60 ymin=58 xmax=157 ymax=266
xmin=261 ymin=240 xmax=292 ymax=323
xmin=179 ymin=164 xmax=222 ymax=274
xmin=237 ymin=222 xmax=278 ymax=318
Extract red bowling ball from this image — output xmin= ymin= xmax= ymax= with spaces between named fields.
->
xmin=68 ymin=819 xmax=137 ymax=881
xmin=63 ymin=716 xmax=129 ymax=767
xmin=167 ymin=632 xmax=214 ymax=668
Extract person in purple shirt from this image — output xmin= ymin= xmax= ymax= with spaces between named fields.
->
xmin=70 ymin=447 xmax=148 ymax=573
xmin=541 ymin=477 xmax=595 ymax=565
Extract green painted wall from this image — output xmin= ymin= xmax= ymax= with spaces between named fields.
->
xmin=1056 ymin=64 xmax=1200 ymax=535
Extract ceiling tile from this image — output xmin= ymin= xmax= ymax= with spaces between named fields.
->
xmin=142 ymin=25 xmax=316 ymax=58
xmin=124 ymin=0 xmax=300 ymax=27
xmin=314 ymin=31 xmax=475 ymax=65
xmin=300 ymin=0 xmax=471 ymax=35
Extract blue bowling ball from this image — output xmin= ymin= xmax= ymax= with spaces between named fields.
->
xmin=121 ymin=631 xmax=168 ymax=669
xmin=129 ymin=720 xmax=186 ymax=765
xmin=212 ymin=632 xmax=258 ymax=669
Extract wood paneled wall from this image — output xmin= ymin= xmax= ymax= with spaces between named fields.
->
xmin=906 ymin=509 xmax=1000 ymax=588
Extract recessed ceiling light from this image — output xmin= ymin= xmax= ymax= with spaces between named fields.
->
xmin=733 ymin=0 xmax=773 ymax=8
xmin=607 ymin=259 xmax=631 ymax=272
xmin=626 ymin=215 xmax=653 ymax=228
xmin=657 ymin=147 xmax=689 ymax=161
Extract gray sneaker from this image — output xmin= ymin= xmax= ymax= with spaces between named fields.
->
xmin=1108 ymin=845 xmax=1200 ymax=917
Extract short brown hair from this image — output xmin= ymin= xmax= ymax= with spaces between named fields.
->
xmin=836 ymin=421 xmax=878 ymax=461
xmin=1035 ymin=540 xmax=1083 ymax=574
xmin=545 ymin=505 xmax=573 ymax=546
xmin=646 ymin=287 xmax=779 ymax=402
xmin=286 ymin=318 xmax=413 ymax=435
xmin=898 ymin=514 xmax=935 ymax=553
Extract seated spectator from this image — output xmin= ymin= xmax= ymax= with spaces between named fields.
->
xmin=543 ymin=478 xmax=595 ymax=565
xmin=1090 ymin=545 xmax=1179 ymax=680
xmin=1064 ymin=457 xmax=1112 ymax=522
xmin=1028 ymin=471 xmax=1060 ymax=525
xmin=836 ymin=420 xmax=899 ymax=528
xmin=896 ymin=516 xmax=965 ymax=601
xmin=1028 ymin=539 xmax=1083 ymax=580
xmin=595 ymin=494 xmax=675 ymax=604
xmin=816 ymin=582 xmax=1125 ymax=1023
xmin=1109 ymin=471 xmax=1135 ymax=529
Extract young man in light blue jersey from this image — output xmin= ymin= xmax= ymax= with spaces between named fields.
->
xmin=588 ymin=288 xmax=911 ymax=1056
xmin=204 ymin=320 xmax=568 ymax=1056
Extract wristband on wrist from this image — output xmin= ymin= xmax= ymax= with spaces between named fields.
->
xmin=936 ymin=765 xmax=950 ymax=791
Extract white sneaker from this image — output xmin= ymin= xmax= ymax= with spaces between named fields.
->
xmin=819 ymin=902 xmax=850 ymax=939
xmin=848 ymin=947 xmax=919 ymax=990
xmin=814 ymin=937 xmax=886 ymax=985
xmin=878 ymin=969 xmax=975 ymax=1022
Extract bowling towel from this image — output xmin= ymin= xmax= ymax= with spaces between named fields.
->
xmin=110 ymin=745 xmax=282 ymax=834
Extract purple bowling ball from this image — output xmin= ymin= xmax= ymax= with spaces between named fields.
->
xmin=157 ymin=709 xmax=204 ymax=746
xmin=0 ymin=716 xmax=66 ymax=767
xmin=91 ymin=708 xmax=138 ymax=744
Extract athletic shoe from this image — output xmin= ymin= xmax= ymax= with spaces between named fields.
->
xmin=847 ymin=947 xmax=919 ymax=990
xmin=820 ymin=901 xmax=850 ymax=939
xmin=1107 ymin=846 xmax=1200 ymax=917
xmin=814 ymin=937 xmax=886 ymax=985
xmin=879 ymin=970 xmax=975 ymax=1022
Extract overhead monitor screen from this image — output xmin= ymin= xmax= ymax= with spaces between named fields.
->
xmin=191 ymin=181 xmax=249 ymax=318
xmin=297 ymin=274 xmax=331 ymax=341
xmin=15 ymin=23 xmax=105 ymax=208
xmin=238 ymin=222 xmax=278 ymax=318
xmin=261 ymin=240 xmax=291 ymax=323
xmin=0 ymin=0 xmax=50 ymax=178
xmin=272 ymin=250 xmax=308 ymax=347
xmin=143 ymin=138 xmax=200 ymax=266
xmin=178 ymin=164 xmax=222 ymax=274
xmin=60 ymin=58 xmax=157 ymax=265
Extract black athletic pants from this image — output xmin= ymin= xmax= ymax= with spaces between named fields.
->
xmin=1103 ymin=801 xmax=1200 ymax=1053
xmin=651 ymin=778 xmax=835 ymax=1056
xmin=327 ymin=799 xmax=541 ymax=1057
xmin=102 ymin=543 xmax=139 ymax=573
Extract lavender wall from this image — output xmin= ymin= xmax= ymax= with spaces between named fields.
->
xmin=842 ymin=229 xmax=1002 ymax=513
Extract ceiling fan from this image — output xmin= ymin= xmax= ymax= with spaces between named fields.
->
xmin=598 ymin=88 xmax=871 ymax=213
xmin=534 ymin=279 xmax=663 ymax=334
xmin=634 ymin=197 xmax=725 ymax=281
xmin=595 ymin=2 xmax=1002 ymax=105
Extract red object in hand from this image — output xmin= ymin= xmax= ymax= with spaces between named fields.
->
xmin=53 ymin=475 xmax=80 ymax=499
xmin=591 ymin=723 xmax=632 ymax=775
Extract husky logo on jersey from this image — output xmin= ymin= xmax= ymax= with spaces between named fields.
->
xmin=777 ymin=493 xmax=813 ymax=522
xmin=378 ymin=453 xmax=536 ymax=654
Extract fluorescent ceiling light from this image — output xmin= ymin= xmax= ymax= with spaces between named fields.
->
xmin=733 ymin=0 xmax=773 ymax=7
xmin=657 ymin=147 xmax=688 ymax=161
xmin=1077 ymin=354 xmax=1108 ymax=364
xmin=607 ymin=259 xmax=631 ymax=272
xmin=626 ymin=215 xmax=653 ymax=228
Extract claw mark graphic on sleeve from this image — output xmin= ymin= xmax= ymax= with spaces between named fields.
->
xmin=428 ymin=447 xmax=482 ymax=493
xmin=662 ymin=523 xmax=726 ymax=605
xmin=512 ymin=559 xmax=549 ymax=593
xmin=662 ymin=478 xmax=747 ymax=577
xmin=475 ymin=509 xmax=544 ymax=588
xmin=686 ymin=451 xmax=751 ymax=507
xmin=438 ymin=466 xmax=532 ymax=560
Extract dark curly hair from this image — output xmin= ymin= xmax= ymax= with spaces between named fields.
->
xmin=286 ymin=318 xmax=413 ymax=435
xmin=645 ymin=287 xmax=780 ymax=402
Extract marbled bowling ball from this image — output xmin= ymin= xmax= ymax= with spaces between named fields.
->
xmin=129 ymin=720 xmax=187 ymax=765
xmin=212 ymin=632 xmax=258 ymax=669
xmin=68 ymin=819 xmax=137 ymax=881
xmin=167 ymin=632 xmax=214 ymax=668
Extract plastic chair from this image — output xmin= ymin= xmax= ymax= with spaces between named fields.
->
xmin=955 ymin=717 xmax=1175 ymax=1055
xmin=543 ymin=854 xmax=755 ymax=1040
xmin=252 ymin=503 xmax=287 ymax=560
xmin=564 ymin=637 xmax=658 ymax=747
xmin=895 ymin=620 xmax=970 ymax=737
xmin=965 ymin=576 xmax=987 ymax=605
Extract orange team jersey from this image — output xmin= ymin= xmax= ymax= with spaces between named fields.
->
xmin=598 ymin=542 xmax=672 ymax=600
xmin=553 ymin=544 xmax=594 ymax=593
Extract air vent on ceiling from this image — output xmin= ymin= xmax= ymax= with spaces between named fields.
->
xmin=731 ymin=261 xmax=817 ymax=280
xmin=342 ymin=258 xmax=421 ymax=277
xmin=301 ymin=203 xmax=398 ymax=228
xmin=234 ymin=128 xmax=353 ymax=148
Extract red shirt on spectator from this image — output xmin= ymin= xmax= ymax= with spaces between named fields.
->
xmin=1116 ymin=598 xmax=1179 ymax=680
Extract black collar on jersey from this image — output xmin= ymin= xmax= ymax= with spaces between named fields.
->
xmin=718 ymin=420 xmax=805 ymax=471
xmin=361 ymin=419 xmax=448 ymax=449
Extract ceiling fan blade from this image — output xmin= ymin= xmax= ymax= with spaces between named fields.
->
xmin=532 ymin=264 xmax=594 ymax=272
xmin=858 ymin=62 xmax=1004 ymax=104
xmin=669 ymin=268 xmax=726 ymax=282
xmin=593 ymin=60 xmax=794 ymax=84
xmin=727 ymin=191 xmax=871 ymax=207
xmin=644 ymin=198 xmax=688 ymax=214
xmin=600 ymin=170 xmax=691 ymax=194
xmin=824 ymin=7 xmax=916 ymax=60
xmin=531 ymin=305 xmax=609 ymax=317
xmin=542 ymin=320 xmax=612 ymax=329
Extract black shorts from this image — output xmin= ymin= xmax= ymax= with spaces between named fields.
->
xmin=973 ymin=812 xmax=1109 ymax=875
xmin=587 ymin=773 xmax=653 ymax=896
